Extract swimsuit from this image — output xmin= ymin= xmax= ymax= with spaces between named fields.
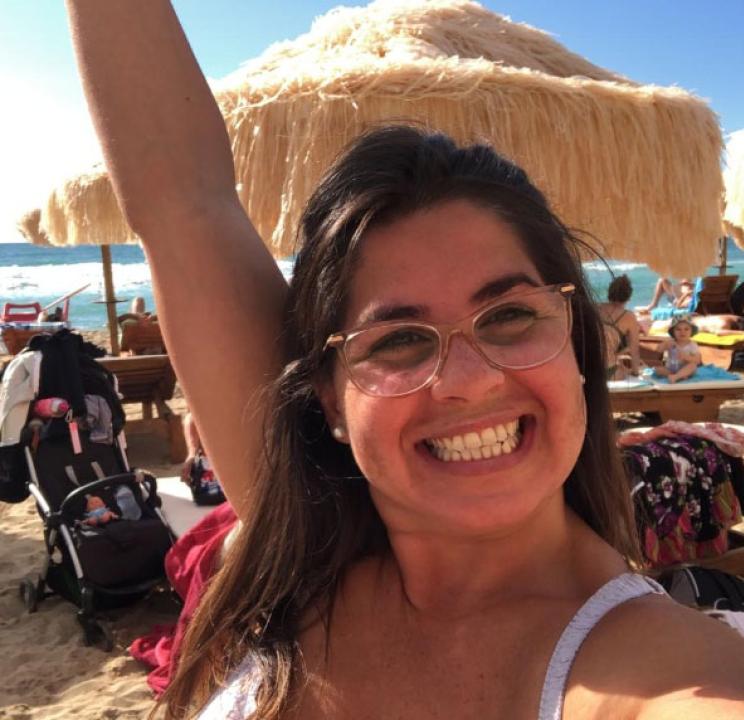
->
xmin=603 ymin=309 xmax=630 ymax=354
xmin=665 ymin=341 xmax=699 ymax=374
xmin=603 ymin=309 xmax=630 ymax=378
xmin=197 ymin=572 xmax=665 ymax=720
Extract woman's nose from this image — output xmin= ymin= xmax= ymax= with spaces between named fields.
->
xmin=429 ymin=332 xmax=506 ymax=401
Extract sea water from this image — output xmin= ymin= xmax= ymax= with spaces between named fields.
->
xmin=1 ymin=241 xmax=743 ymax=329
xmin=0 ymin=243 xmax=294 ymax=329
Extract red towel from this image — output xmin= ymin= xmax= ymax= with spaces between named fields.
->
xmin=129 ymin=501 xmax=238 ymax=696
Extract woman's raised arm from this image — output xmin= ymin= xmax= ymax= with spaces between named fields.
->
xmin=65 ymin=1 xmax=288 ymax=514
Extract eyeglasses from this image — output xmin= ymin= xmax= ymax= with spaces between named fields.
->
xmin=325 ymin=283 xmax=575 ymax=397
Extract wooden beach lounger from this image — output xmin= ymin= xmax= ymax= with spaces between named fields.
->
xmin=609 ymin=376 xmax=744 ymax=423
xmin=118 ymin=317 xmax=166 ymax=355
xmin=98 ymin=354 xmax=186 ymax=463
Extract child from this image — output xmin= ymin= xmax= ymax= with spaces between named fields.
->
xmin=654 ymin=317 xmax=702 ymax=383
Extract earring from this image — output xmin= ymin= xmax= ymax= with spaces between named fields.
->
xmin=332 ymin=426 xmax=347 ymax=441
xmin=580 ymin=374 xmax=586 ymax=385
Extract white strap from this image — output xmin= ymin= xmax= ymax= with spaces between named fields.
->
xmin=538 ymin=573 xmax=665 ymax=720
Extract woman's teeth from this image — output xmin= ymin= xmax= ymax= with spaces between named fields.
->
xmin=426 ymin=420 xmax=521 ymax=462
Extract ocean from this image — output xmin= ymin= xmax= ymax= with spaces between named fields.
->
xmin=1 ymin=241 xmax=742 ymax=329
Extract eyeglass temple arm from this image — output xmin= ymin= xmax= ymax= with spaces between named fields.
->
xmin=324 ymin=334 xmax=345 ymax=351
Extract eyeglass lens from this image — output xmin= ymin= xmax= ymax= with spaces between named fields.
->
xmin=344 ymin=288 xmax=569 ymax=396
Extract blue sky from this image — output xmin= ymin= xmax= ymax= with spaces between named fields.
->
xmin=1 ymin=0 xmax=742 ymax=242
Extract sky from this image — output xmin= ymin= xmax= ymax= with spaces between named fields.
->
xmin=1 ymin=0 xmax=743 ymax=244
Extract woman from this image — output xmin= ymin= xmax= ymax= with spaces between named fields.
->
xmin=597 ymin=274 xmax=641 ymax=379
xmin=65 ymin=2 xmax=744 ymax=718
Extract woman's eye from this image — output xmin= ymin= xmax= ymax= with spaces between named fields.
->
xmin=480 ymin=305 xmax=537 ymax=326
xmin=369 ymin=328 xmax=432 ymax=354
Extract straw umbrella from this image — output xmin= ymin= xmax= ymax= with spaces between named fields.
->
xmin=213 ymin=0 xmax=724 ymax=277
xmin=27 ymin=167 xmax=138 ymax=354
xmin=36 ymin=0 xmax=725 ymax=279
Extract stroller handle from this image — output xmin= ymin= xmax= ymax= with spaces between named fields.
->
xmin=59 ymin=472 xmax=158 ymax=521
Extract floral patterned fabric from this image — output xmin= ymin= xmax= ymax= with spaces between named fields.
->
xmin=622 ymin=435 xmax=743 ymax=568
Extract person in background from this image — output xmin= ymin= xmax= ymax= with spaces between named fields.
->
xmin=180 ymin=412 xmax=225 ymax=505
xmin=597 ymin=274 xmax=641 ymax=379
xmin=130 ymin=296 xmax=150 ymax=317
xmin=653 ymin=317 xmax=702 ymax=383
xmin=638 ymin=277 xmax=695 ymax=313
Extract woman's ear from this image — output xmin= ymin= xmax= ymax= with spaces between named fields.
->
xmin=315 ymin=377 xmax=349 ymax=444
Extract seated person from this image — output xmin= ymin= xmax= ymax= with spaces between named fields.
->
xmin=638 ymin=277 xmax=695 ymax=313
xmin=653 ymin=317 xmax=702 ymax=383
xmin=118 ymin=297 xmax=164 ymax=354
xmin=180 ymin=412 xmax=225 ymax=505
xmin=119 ymin=296 xmax=156 ymax=326
xmin=598 ymin=274 xmax=641 ymax=379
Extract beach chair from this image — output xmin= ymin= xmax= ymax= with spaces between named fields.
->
xmin=696 ymin=274 xmax=739 ymax=315
xmin=1 ymin=302 xmax=42 ymax=323
xmin=98 ymin=355 xmax=187 ymax=463
xmin=119 ymin=317 xmax=166 ymax=355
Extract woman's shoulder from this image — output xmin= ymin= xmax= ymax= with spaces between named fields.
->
xmin=566 ymin=591 xmax=744 ymax=718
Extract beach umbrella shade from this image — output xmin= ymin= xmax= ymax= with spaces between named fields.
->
xmin=36 ymin=0 xmax=725 ymax=279
xmin=213 ymin=0 xmax=724 ymax=277
xmin=724 ymin=130 xmax=744 ymax=248
xmin=29 ymin=167 xmax=138 ymax=355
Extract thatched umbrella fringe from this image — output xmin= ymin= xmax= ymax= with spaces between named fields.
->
xmin=224 ymin=83 xmax=722 ymax=276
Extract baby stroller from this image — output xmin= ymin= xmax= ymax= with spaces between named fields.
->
xmin=1 ymin=330 xmax=174 ymax=650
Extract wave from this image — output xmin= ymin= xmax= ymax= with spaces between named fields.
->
xmin=0 ymin=261 xmax=153 ymax=299
xmin=1 ymin=257 xmax=294 ymax=304
xmin=582 ymin=260 xmax=647 ymax=273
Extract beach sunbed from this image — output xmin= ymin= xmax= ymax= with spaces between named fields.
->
xmin=609 ymin=369 xmax=744 ymax=422
xmin=98 ymin=355 xmax=186 ymax=463
xmin=696 ymin=274 xmax=739 ymax=314
xmin=119 ymin=317 xmax=166 ymax=355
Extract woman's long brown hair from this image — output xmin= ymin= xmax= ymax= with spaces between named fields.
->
xmin=161 ymin=125 xmax=641 ymax=719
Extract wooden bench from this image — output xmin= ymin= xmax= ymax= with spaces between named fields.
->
xmin=98 ymin=354 xmax=186 ymax=463
xmin=610 ymin=384 xmax=744 ymax=422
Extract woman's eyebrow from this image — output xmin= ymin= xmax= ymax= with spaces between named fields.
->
xmin=471 ymin=273 xmax=539 ymax=304
xmin=357 ymin=303 xmax=427 ymax=325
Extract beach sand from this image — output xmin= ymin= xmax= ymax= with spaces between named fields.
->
xmin=1 ymin=330 xmax=187 ymax=719
xmin=3 ymin=331 xmax=744 ymax=717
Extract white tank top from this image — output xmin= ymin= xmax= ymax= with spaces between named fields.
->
xmin=198 ymin=572 xmax=666 ymax=720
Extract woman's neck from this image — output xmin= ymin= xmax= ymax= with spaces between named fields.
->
xmin=382 ymin=494 xmax=616 ymax=618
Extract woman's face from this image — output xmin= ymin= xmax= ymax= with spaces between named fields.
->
xmin=319 ymin=199 xmax=586 ymax=538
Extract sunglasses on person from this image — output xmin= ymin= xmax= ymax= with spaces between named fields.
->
xmin=325 ymin=283 xmax=576 ymax=397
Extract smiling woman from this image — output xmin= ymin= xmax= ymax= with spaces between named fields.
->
xmin=64 ymin=1 xmax=744 ymax=719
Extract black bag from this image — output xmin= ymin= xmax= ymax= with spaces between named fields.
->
xmin=659 ymin=567 xmax=744 ymax=611
xmin=0 ymin=444 xmax=30 ymax=503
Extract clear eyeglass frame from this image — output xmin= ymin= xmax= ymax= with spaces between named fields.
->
xmin=324 ymin=283 xmax=576 ymax=398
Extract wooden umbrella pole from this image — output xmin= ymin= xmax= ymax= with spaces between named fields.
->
xmin=719 ymin=236 xmax=728 ymax=275
xmin=101 ymin=245 xmax=120 ymax=355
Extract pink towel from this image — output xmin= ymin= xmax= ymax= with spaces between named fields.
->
xmin=129 ymin=501 xmax=238 ymax=696
xmin=618 ymin=420 xmax=744 ymax=458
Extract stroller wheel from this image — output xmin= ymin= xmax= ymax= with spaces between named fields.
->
xmin=78 ymin=614 xmax=114 ymax=652
xmin=19 ymin=578 xmax=39 ymax=613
